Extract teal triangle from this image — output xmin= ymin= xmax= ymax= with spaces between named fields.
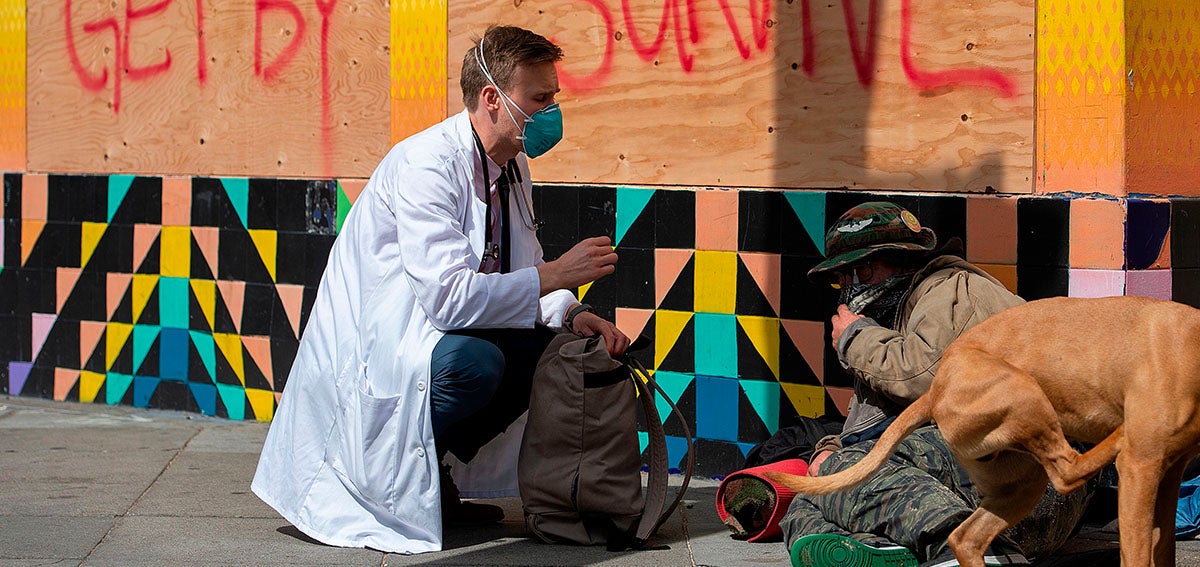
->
xmin=737 ymin=442 xmax=757 ymax=458
xmin=784 ymin=192 xmax=827 ymax=255
xmin=615 ymin=187 xmax=655 ymax=247
xmin=132 ymin=325 xmax=160 ymax=374
xmin=221 ymin=178 xmax=250 ymax=229
xmin=108 ymin=175 xmax=136 ymax=222
xmin=216 ymin=383 xmax=246 ymax=420
xmin=189 ymin=330 xmax=216 ymax=380
xmin=651 ymin=370 xmax=692 ymax=424
xmin=638 ymin=431 xmax=648 ymax=454
xmin=105 ymin=372 xmax=133 ymax=405
xmin=740 ymin=380 xmax=781 ymax=435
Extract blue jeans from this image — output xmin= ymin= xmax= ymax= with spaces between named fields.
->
xmin=430 ymin=326 xmax=556 ymax=463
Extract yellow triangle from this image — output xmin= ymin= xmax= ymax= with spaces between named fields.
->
xmin=80 ymin=370 xmax=106 ymax=403
xmin=190 ymin=279 xmax=216 ymax=330
xmin=654 ymin=310 xmax=693 ymax=370
xmin=246 ymin=388 xmax=275 ymax=422
xmin=737 ymin=315 xmax=780 ymax=380
xmin=248 ymin=229 xmax=277 ymax=282
xmin=81 ymin=222 xmax=107 ymax=269
xmin=106 ymin=322 xmax=133 ymax=370
xmin=577 ymin=282 xmax=593 ymax=301
xmin=213 ymin=332 xmax=246 ymax=385
xmin=132 ymin=274 xmax=159 ymax=323
xmin=780 ymin=383 xmax=825 ymax=418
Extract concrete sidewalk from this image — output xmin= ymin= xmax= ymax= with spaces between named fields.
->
xmin=0 ymin=395 xmax=1189 ymax=566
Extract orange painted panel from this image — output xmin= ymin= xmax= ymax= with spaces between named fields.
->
xmin=0 ymin=0 xmax=25 ymax=170
xmin=1069 ymin=198 xmax=1126 ymax=269
xmin=966 ymin=195 xmax=1018 ymax=264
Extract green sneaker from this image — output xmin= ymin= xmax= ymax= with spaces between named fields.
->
xmin=790 ymin=533 xmax=918 ymax=567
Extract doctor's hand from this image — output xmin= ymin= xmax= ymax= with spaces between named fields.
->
xmin=538 ymin=236 xmax=618 ymax=296
xmin=571 ymin=312 xmax=630 ymax=356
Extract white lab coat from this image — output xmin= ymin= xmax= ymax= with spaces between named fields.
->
xmin=251 ymin=110 xmax=577 ymax=553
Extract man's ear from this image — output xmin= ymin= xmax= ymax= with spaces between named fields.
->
xmin=480 ymin=85 xmax=502 ymax=112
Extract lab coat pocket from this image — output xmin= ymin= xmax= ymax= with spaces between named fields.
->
xmin=332 ymin=362 xmax=405 ymax=511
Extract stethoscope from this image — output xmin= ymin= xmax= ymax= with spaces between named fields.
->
xmin=473 ymin=131 xmax=544 ymax=263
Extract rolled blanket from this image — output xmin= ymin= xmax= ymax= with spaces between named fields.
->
xmin=715 ymin=459 xmax=808 ymax=542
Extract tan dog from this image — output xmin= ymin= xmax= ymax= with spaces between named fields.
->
xmin=766 ymin=295 xmax=1200 ymax=567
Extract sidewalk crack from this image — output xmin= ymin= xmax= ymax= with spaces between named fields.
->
xmin=79 ymin=425 xmax=205 ymax=565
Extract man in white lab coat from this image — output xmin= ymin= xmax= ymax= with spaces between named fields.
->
xmin=251 ymin=25 xmax=630 ymax=554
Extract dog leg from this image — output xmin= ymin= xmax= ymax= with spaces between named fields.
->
xmin=1149 ymin=455 xmax=1188 ymax=567
xmin=948 ymin=453 xmax=1047 ymax=567
xmin=1115 ymin=450 xmax=1165 ymax=567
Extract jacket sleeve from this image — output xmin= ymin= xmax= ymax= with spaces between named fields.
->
xmin=838 ymin=270 xmax=999 ymax=404
xmin=389 ymin=159 xmax=541 ymax=331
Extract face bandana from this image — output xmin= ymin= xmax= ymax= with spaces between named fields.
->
xmin=474 ymin=41 xmax=563 ymax=159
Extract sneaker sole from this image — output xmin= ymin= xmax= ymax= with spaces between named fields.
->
xmin=790 ymin=533 xmax=917 ymax=567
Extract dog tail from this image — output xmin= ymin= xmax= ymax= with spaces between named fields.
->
xmin=763 ymin=394 xmax=933 ymax=495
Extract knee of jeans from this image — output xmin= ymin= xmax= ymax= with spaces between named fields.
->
xmin=432 ymin=340 xmax=506 ymax=398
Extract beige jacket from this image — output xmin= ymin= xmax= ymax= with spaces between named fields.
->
xmin=827 ymin=255 xmax=1025 ymax=446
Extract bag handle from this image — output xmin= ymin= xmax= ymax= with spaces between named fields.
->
xmin=624 ymin=352 xmax=695 ymax=546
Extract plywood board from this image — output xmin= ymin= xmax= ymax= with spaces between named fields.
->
xmin=27 ymin=0 xmax=390 ymax=178
xmin=449 ymin=0 xmax=1035 ymax=192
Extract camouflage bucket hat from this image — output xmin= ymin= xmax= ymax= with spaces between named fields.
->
xmin=807 ymin=201 xmax=937 ymax=280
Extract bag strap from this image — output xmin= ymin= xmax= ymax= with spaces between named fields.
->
xmin=625 ymin=354 xmax=695 ymax=546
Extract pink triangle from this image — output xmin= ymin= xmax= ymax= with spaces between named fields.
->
xmin=242 ymin=335 xmax=274 ymax=389
xmin=338 ymin=179 xmax=366 ymax=204
xmin=57 ymin=267 xmax=82 ymax=313
xmin=276 ymin=283 xmax=305 ymax=339
xmin=32 ymin=313 xmax=57 ymax=361
xmin=826 ymin=386 xmax=854 ymax=416
xmin=654 ymin=249 xmax=693 ymax=308
xmin=782 ymin=319 xmax=825 ymax=383
xmin=133 ymin=224 xmax=161 ymax=272
xmin=216 ymin=280 xmax=246 ymax=332
xmin=739 ymin=253 xmax=781 ymax=316
xmin=107 ymin=272 xmax=133 ymax=320
xmin=80 ymin=320 xmax=107 ymax=369
xmin=191 ymin=226 xmax=220 ymax=278
xmin=615 ymin=308 xmax=654 ymax=341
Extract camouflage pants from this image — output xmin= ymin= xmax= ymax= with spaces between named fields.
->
xmin=779 ymin=426 xmax=1090 ymax=562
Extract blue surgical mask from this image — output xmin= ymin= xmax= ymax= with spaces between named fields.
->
xmin=474 ymin=41 xmax=564 ymax=159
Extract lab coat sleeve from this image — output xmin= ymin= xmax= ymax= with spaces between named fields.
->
xmin=389 ymin=159 xmax=541 ymax=331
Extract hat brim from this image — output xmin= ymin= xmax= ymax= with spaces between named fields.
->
xmin=807 ymin=228 xmax=936 ymax=280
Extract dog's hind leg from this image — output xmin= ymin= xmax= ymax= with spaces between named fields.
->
xmin=948 ymin=453 xmax=1048 ymax=567
xmin=1114 ymin=449 xmax=1173 ymax=567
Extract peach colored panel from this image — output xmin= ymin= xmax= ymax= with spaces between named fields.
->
xmin=242 ymin=336 xmax=274 ymax=390
xmin=106 ymin=273 xmax=132 ymax=320
xmin=654 ymin=249 xmax=693 ymax=308
xmin=966 ymin=196 xmax=1018 ymax=264
xmin=56 ymin=267 xmax=81 ymax=313
xmin=276 ymin=283 xmax=305 ymax=339
xmin=21 ymin=174 xmax=46 ymax=220
xmin=133 ymin=225 xmax=161 ymax=273
xmin=80 ymin=320 xmax=106 ymax=368
xmin=615 ymin=307 xmax=654 ymax=343
xmin=191 ymin=226 xmax=220 ymax=279
xmin=216 ymin=280 xmax=246 ymax=333
xmin=739 ymin=252 xmax=781 ymax=316
xmin=161 ymin=177 xmax=192 ymax=227
xmin=975 ymin=264 xmax=1018 ymax=295
xmin=826 ymin=386 xmax=854 ymax=416
xmin=54 ymin=368 xmax=79 ymax=402
xmin=1069 ymin=198 xmax=1126 ymax=269
xmin=781 ymin=319 xmax=824 ymax=384
xmin=338 ymin=179 xmax=367 ymax=205
xmin=695 ymin=189 xmax=738 ymax=252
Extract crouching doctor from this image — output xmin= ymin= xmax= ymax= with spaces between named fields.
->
xmin=251 ymin=25 xmax=629 ymax=554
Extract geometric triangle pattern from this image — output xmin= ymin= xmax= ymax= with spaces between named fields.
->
xmin=1 ymin=174 xmax=350 ymax=422
xmin=2 ymin=172 xmax=1192 ymax=476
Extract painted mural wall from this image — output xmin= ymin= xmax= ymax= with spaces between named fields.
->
xmin=0 ymin=0 xmax=1198 ymax=476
